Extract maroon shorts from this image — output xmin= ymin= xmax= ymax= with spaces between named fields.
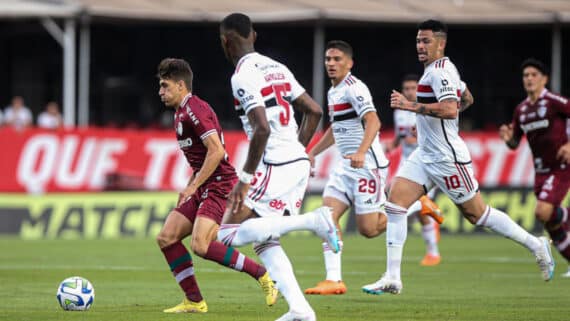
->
xmin=174 ymin=176 xmax=237 ymax=224
xmin=534 ymin=168 xmax=570 ymax=206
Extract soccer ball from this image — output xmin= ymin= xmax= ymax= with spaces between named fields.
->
xmin=56 ymin=276 xmax=95 ymax=311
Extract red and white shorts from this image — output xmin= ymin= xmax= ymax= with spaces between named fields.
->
xmin=244 ymin=159 xmax=310 ymax=217
xmin=397 ymin=150 xmax=479 ymax=204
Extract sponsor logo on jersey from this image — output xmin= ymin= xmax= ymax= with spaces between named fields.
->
xmin=364 ymin=198 xmax=373 ymax=205
xmin=264 ymin=73 xmax=285 ymax=82
xmin=521 ymin=119 xmax=549 ymax=133
xmin=269 ymin=199 xmax=287 ymax=211
xmin=333 ymin=127 xmax=348 ymax=134
xmin=441 ymin=79 xmax=449 ymax=86
xmin=187 ymin=108 xmax=200 ymax=125
xmin=177 ymin=122 xmax=183 ymax=135
xmin=178 ymin=137 xmax=192 ymax=148
xmin=537 ymin=106 xmax=547 ymax=118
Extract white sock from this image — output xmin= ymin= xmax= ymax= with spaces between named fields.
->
xmin=385 ymin=202 xmax=409 ymax=280
xmin=323 ymin=241 xmax=343 ymax=281
xmin=406 ymin=200 xmax=422 ymax=217
xmin=426 ymin=187 xmax=438 ymax=200
xmin=476 ymin=206 xmax=541 ymax=252
xmin=254 ymin=240 xmax=313 ymax=313
xmin=421 ymin=219 xmax=439 ymax=256
xmin=218 ymin=212 xmax=317 ymax=247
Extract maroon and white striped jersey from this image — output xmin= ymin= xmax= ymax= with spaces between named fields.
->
xmin=327 ymin=73 xmax=388 ymax=169
xmin=231 ymin=52 xmax=307 ymax=165
xmin=175 ymin=93 xmax=236 ymax=180
xmin=416 ymin=56 xmax=470 ymax=164
xmin=512 ymin=89 xmax=570 ymax=173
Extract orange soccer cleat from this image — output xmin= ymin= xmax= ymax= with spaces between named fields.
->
xmin=419 ymin=196 xmax=444 ymax=224
xmin=304 ymin=280 xmax=347 ymax=295
xmin=420 ymin=254 xmax=441 ymax=266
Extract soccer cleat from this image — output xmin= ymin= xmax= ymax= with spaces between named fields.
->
xmin=304 ymin=280 xmax=347 ymax=295
xmin=275 ymin=310 xmax=316 ymax=321
xmin=420 ymin=253 xmax=441 ymax=266
xmin=534 ymin=236 xmax=555 ymax=281
xmin=163 ymin=298 xmax=208 ymax=313
xmin=361 ymin=274 xmax=402 ymax=295
xmin=561 ymin=266 xmax=570 ymax=278
xmin=258 ymin=272 xmax=278 ymax=306
xmin=419 ymin=196 xmax=444 ymax=224
xmin=313 ymin=207 xmax=341 ymax=253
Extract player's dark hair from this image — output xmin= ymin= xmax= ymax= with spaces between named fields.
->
xmin=402 ymin=74 xmax=419 ymax=83
xmin=157 ymin=58 xmax=193 ymax=91
xmin=326 ymin=40 xmax=353 ymax=58
xmin=220 ymin=13 xmax=253 ymax=38
xmin=521 ymin=58 xmax=549 ymax=76
xmin=418 ymin=19 xmax=448 ymax=36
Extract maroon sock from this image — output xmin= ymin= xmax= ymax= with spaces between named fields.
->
xmin=205 ymin=241 xmax=266 ymax=279
xmin=161 ymin=241 xmax=203 ymax=302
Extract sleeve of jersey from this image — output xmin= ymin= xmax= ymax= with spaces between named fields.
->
xmin=552 ymin=94 xmax=570 ymax=117
xmin=348 ymin=83 xmax=376 ymax=118
xmin=231 ymin=71 xmax=265 ymax=115
xmin=431 ymin=68 xmax=461 ymax=102
xmin=190 ymin=105 xmax=218 ymax=141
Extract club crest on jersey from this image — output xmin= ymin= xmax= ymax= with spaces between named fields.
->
xmin=537 ymin=106 xmax=547 ymax=118
xmin=177 ymin=122 xmax=183 ymax=135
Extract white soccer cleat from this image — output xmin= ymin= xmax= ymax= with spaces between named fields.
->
xmin=361 ymin=274 xmax=402 ymax=295
xmin=275 ymin=310 xmax=316 ymax=321
xmin=561 ymin=266 xmax=570 ymax=278
xmin=313 ymin=206 xmax=340 ymax=253
xmin=535 ymin=236 xmax=555 ymax=281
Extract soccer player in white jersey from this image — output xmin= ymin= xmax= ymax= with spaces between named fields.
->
xmin=362 ymin=19 xmax=555 ymax=296
xmin=387 ymin=74 xmax=444 ymax=267
xmin=302 ymin=40 xmax=389 ymax=295
xmin=217 ymin=13 xmax=340 ymax=321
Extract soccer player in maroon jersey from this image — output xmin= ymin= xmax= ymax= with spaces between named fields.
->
xmin=154 ymin=58 xmax=277 ymax=313
xmin=500 ymin=58 xmax=570 ymax=277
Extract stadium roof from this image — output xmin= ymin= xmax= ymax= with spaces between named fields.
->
xmin=3 ymin=0 xmax=570 ymax=24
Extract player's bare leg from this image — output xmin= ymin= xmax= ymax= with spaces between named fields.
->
xmin=305 ymin=197 xmax=349 ymax=295
xmin=459 ymin=192 xmax=555 ymax=281
xmin=362 ymin=177 xmax=424 ymax=295
xmin=157 ymin=211 xmax=207 ymax=313
xmin=535 ymin=201 xmax=570 ymax=276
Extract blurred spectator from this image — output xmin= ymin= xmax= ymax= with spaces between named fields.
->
xmin=4 ymin=96 xmax=32 ymax=130
xmin=37 ymin=101 xmax=63 ymax=129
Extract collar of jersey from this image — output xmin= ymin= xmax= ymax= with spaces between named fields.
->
xmin=180 ymin=93 xmax=192 ymax=108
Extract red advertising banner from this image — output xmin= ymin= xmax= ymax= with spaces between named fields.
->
xmin=0 ymin=127 xmax=533 ymax=193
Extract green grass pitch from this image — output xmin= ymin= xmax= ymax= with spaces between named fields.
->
xmin=0 ymin=234 xmax=568 ymax=321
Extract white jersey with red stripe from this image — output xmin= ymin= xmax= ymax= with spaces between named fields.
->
xmin=231 ymin=52 xmax=307 ymax=164
xmin=327 ymin=73 xmax=389 ymax=169
xmin=416 ymin=57 xmax=470 ymax=164
xmin=393 ymin=109 xmax=418 ymax=160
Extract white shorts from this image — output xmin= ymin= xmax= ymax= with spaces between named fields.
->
xmin=244 ymin=159 xmax=310 ymax=217
xmin=323 ymin=165 xmax=387 ymax=214
xmin=396 ymin=150 xmax=478 ymax=204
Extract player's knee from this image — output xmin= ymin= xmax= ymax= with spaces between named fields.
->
xmin=358 ymin=225 xmax=379 ymax=238
xmin=461 ymin=210 xmax=479 ymax=225
xmin=190 ymin=236 xmax=210 ymax=258
xmin=156 ymin=229 xmax=178 ymax=248
xmin=534 ymin=207 xmax=552 ymax=223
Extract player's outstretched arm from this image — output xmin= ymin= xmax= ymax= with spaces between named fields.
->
xmin=499 ymin=123 xmax=520 ymax=149
xmin=308 ymin=126 xmax=335 ymax=159
xmin=459 ymin=87 xmax=474 ymax=112
xmin=178 ymin=134 xmax=226 ymax=205
xmin=390 ymin=90 xmax=457 ymax=119
xmin=243 ymin=107 xmax=270 ymax=174
xmin=345 ymin=111 xmax=380 ymax=168
xmin=293 ymin=92 xmax=323 ymax=147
